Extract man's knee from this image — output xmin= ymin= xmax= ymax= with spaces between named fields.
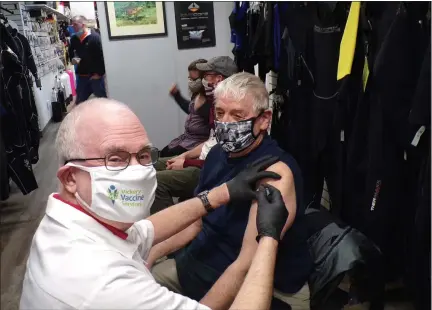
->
xmin=152 ymin=258 xmax=183 ymax=294
xmin=154 ymin=157 xmax=172 ymax=171
xmin=274 ymin=284 xmax=310 ymax=310
xmin=151 ymin=170 xmax=177 ymax=214
xmin=156 ymin=169 xmax=174 ymax=192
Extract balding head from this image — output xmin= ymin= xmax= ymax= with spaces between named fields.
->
xmin=56 ymin=98 xmax=153 ymax=230
xmin=56 ymin=98 xmax=149 ymax=164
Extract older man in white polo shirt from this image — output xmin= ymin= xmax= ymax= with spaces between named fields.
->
xmin=19 ymin=98 xmax=281 ymax=309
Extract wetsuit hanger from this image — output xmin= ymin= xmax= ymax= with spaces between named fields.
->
xmin=248 ymin=2 xmax=261 ymax=14
xmin=0 ymin=6 xmax=14 ymax=15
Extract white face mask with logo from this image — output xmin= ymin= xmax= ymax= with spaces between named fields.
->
xmin=66 ymin=163 xmax=157 ymax=223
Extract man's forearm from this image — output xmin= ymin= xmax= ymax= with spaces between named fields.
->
xmin=200 ymin=205 xmax=258 ymax=310
xmin=200 ymin=260 xmax=249 ymax=310
xmin=148 ymin=184 xmax=228 ymax=245
xmin=183 ymin=142 xmax=204 ymax=159
xmin=147 ymin=219 xmax=201 ymax=266
xmin=229 ymin=237 xmax=279 ymax=310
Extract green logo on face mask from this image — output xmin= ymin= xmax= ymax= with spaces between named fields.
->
xmin=107 ymin=185 xmax=119 ymax=205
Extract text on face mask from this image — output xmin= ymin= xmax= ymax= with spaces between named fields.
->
xmin=120 ymin=189 xmax=145 ymax=207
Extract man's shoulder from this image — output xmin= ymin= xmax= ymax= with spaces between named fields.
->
xmin=267 ymin=160 xmax=293 ymax=179
xmin=90 ymin=30 xmax=101 ymax=37
xmin=24 ymin=248 xmax=150 ymax=309
xmin=257 ymin=145 xmax=301 ymax=189
xmin=24 ymin=242 xmax=123 ymax=308
xmin=272 ymin=147 xmax=301 ymax=177
xmin=88 ymin=30 xmax=102 ymax=42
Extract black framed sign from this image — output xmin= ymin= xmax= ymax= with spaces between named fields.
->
xmin=105 ymin=2 xmax=167 ymax=40
xmin=174 ymin=2 xmax=216 ymax=50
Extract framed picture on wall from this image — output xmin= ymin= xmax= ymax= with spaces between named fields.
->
xmin=104 ymin=2 xmax=167 ymax=40
xmin=174 ymin=2 xmax=216 ymax=50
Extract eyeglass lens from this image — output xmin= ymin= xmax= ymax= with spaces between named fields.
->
xmin=105 ymin=147 xmax=159 ymax=171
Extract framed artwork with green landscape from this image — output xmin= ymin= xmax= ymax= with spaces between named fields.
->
xmin=105 ymin=2 xmax=167 ymax=40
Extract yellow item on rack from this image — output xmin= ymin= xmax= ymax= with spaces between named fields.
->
xmin=337 ymin=2 xmax=361 ymax=81
xmin=362 ymin=56 xmax=370 ymax=91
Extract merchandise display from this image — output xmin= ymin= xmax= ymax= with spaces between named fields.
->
xmin=23 ymin=8 xmax=65 ymax=77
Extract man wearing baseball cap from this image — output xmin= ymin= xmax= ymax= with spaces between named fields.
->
xmin=151 ymin=56 xmax=238 ymax=214
xmin=196 ymin=56 xmax=239 ymax=78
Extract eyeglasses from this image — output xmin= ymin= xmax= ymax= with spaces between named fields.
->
xmin=64 ymin=147 xmax=160 ymax=171
xmin=203 ymin=72 xmax=222 ymax=80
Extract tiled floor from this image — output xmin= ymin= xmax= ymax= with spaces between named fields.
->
xmin=0 ymin=121 xmax=416 ymax=310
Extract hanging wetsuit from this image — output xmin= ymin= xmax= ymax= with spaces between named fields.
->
xmin=0 ymin=58 xmax=10 ymax=200
xmin=343 ymin=2 xmax=430 ymax=280
xmin=271 ymin=2 xmax=314 ymax=155
xmin=247 ymin=2 xmax=273 ymax=81
xmin=404 ymin=37 xmax=431 ymax=310
xmin=303 ymin=2 xmax=349 ymax=213
xmin=284 ymin=3 xmax=354 ymax=212
xmin=342 ymin=2 xmax=401 ymax=236
xmin=229 ymin=2 xmax=250 ymax=73
xmin=11 ymin=28 xmax=40 ymax=164
xmin=0 ymin=23 xmax=38 ymax=196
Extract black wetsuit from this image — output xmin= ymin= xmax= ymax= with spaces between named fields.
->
xmin=0 ymin=22 xmax=38 ymax=196
xmin=343 ymin=2 xmax=430 ymax=279
xmin=11 ymin=28 xmax=40 ymax=164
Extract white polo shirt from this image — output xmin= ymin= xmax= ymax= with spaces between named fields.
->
xmin=20 ymin=194 xmax=210 ymax=310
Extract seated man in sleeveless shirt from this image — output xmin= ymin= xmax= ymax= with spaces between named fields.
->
xmin=149 ymin=73 xmax=312 ymax=309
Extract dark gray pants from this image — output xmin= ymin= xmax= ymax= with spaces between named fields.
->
xmin=151 ymin=157 xmax=201 ymax=214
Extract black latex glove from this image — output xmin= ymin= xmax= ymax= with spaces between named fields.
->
xmin=256 ymin=184 xmax=288 ymax=242
xmin=226 ymin=155 xmax=281 ymax=203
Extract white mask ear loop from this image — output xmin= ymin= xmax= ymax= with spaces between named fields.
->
xmin=67 ymin=163 xmax=94 ymax=210
xmin=75 ymin=192 xmax=91 ymax=209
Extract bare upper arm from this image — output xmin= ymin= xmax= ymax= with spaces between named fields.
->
xmin=236 ymin=161 xmax=296 ymax=268
xmin=257 ymin=161 xmax=296 ymax=236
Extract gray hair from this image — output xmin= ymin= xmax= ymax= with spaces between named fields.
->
xmin=214 ymin=72 xmax=269 ymax=113
xmin=55 ymin=98 xmax=129 ymax=165
xmin=55 ymin=108 xmax=84 ymax=165
xmin=71 ymin=15 xmax=88 ymax=24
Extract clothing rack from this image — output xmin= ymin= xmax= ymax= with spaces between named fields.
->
xmin=1 ymin=4 xmax=42 ymax=199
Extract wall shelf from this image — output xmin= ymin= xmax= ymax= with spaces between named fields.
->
xmin=25 ymin=4 xmax=69 ymax=21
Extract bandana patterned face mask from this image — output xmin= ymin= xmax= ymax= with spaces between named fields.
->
xmin=214 ymin=116 xmax=260 ymax=153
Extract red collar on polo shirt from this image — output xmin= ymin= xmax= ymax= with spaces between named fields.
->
xmin=53 ymin=194 xmax=128 ymax=240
